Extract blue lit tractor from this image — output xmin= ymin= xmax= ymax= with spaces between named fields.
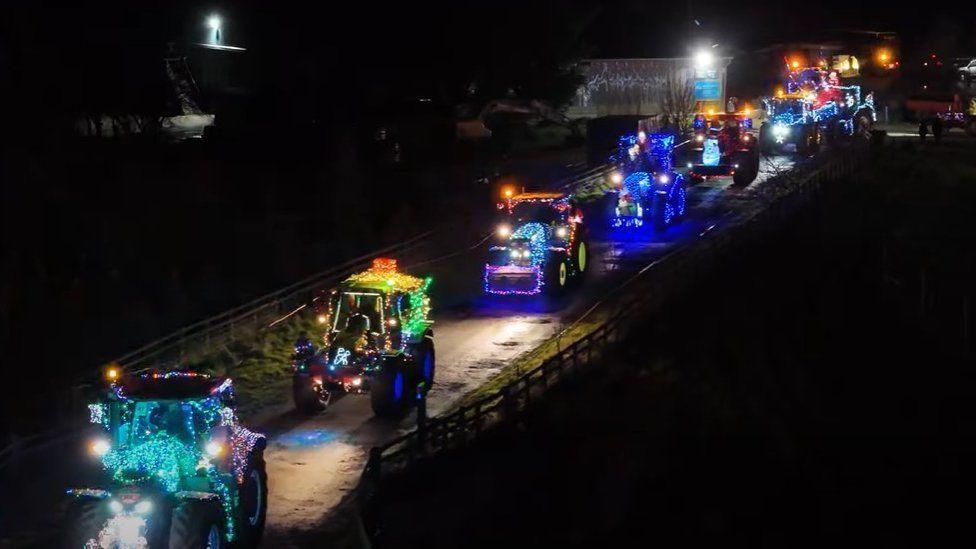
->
xmin=293 ymin=258 xmax=435 ymax=417
xmin=65 ymin=370 xmax=266 ymax=548
xmin=609 ymin=132 xmax=687 ymax=230
xmin=759 ymin=67 xmax=875 ymax=155
xmin=484 ymin=192 xmax=588 ymax=296
xmin=688 ymin=111 xmax=760 ymax=185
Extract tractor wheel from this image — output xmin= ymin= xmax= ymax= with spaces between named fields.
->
xmin=732 ymin=151 xmax=759 ymax=185
xmin=169 ymin=501 xmax=224 ymax=549
xmin=408 ymin=337 xmax=435 ymax=395
xmin=62 ymin=498 xmax=110 ymax=549
xmin=759 ymin=123 xmax=775 ymax=156
xmin=574 ymin=239 xmax=589 ymax=278
xmin=234 ymin=454 xmax=268 ymax=548
xmin=292 ymin=376 xmax=330 ymax=414
xmin=371 ymin=357 xmax=409 ymax=417
xmin=545 ymin=257 xmax=570 ymax=295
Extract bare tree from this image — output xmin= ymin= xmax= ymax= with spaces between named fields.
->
xmin=658 ymin=67 xmax=696 ymax=135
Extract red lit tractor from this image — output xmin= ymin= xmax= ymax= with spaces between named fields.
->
xmin=688 ymin=112 xmax=760 ymax=185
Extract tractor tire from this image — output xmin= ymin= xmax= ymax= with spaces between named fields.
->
xmin=545 ymin=256 xmax=571 ymax=296
xmin=292 ymin=376 xmax=330 ymax=414
xmin=235 ymin=454 xmax=268 ymax=548
xmin=371 ymin=357 xmax=409 ymax=417
xmin=62 ymin=498 xmax=110 ymax=549
xmin=573 ymin=239 xmax=589 ymax=280
xmin=732 ymin=151 xmax=759 ymax=185
xmin=169 ymin=501 xmax=224 ymax=549
xmin=967 ymin=119 xmax=976 ymax=137
xmin=408 ymin=336 xmax=435 ymax=395
xmin=759 ymin=123 xmax=775 ymax=156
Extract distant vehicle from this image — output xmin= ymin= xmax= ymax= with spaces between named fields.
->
xmin=66 ymin=369 xmax=267 ymax=548
xmin=295 ymin=258 xmax=435 ymax=416
xmin=958 ymin=59 xmax=976 ymax=83
xmin=688 ymin=111 xmax=760 ymax=185
xmin=905 ymin=92 xmax=976 ymax=135
xmin=485 ymin=191 xmax=588 ymax=295
xmin=608 ymin=132 xmax=687 ymax=229
xmin=759 ymin=66 xmax=875 ymax=155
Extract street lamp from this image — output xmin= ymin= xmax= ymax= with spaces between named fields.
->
xmin=694 ymin=49 xmax=714 ymax=69
xmin=207 ymin=14 xmax=221 ymax=44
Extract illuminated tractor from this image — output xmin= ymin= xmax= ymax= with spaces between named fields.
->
xmin=759 ymin=66 xmax=875 ymax=155
xmin=688 ymin=111 xmax=760 ymax=185
xmin=485 ymin=191 xmax=588 ymax=295
xmin=293 ymin=258 xmax=435 ymax=417
xmin=609 ymin=132 xmax=687 ymax=230
xmin=65 ymin=369 xmax=267 ymax=548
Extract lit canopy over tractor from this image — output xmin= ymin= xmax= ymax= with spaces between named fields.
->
xmin=344 ymin=258 xmax=430 ymax=294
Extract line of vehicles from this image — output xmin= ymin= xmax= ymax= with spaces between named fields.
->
xmin=62 ymin=61 xmax=873 ymax=548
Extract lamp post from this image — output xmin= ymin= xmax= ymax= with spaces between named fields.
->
xmin=207 ymin=15 xmax=221 ymax=45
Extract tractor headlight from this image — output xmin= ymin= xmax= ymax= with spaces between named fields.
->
xmin=109 ymin=500 xmax=124 ymax=514
xmin=610 ymin=172 xmax=623 ymax=184
xmin=657 ymin=174 xmax=669 ymax=184
xmin=555 ymin=226 xmax=568 ymax=238
xmin=205 ymin=441 xmax=225 ymax=457
xmin=134 ymin=500 xmax=152 ymax=515
xmin=497 ymin=224 xmax=511 ymax=238
xmin=89 ymin=438 xmax=111 ymax=457
xmin=510 ymin=249 xmax=520 ymax=258
xmin=772 ymin=124 xmax=790 ymax=139
xmin=695 ymin=134 xmax=704 ymax=143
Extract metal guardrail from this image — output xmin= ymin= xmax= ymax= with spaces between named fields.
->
xmin=355 ymin=147 xmax=867 ymax=540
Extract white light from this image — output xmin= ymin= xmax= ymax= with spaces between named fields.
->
xmin=658 ymin=174 xmax=669 ymax=184
xmin=497 ymin=225 xmax=511 ymax=237
xmin=695 ymin=134 xmax=704 ymax=142
xmin=687 ymin=162 xmax=693 ymax=168
xmin=134 ymin=500 xmax=152 ymax=514
xmin=510 ymin=250 xmax=520 ymax=258
xmin=772 ymin=124 xmax=790 ymax=144
xmin=733 ymin=164 xmax=739 ymax=169
xmin=207 ymin=15 xmax=221 ymax=30
xmin=316 ymin=314 xmax=327 ymax=324
xmin=610 ymin=172 xmax=623 ymax=184
xmin=694 ymin=49 xmax=714 ymax=69
xmin=116 ymin=516 xmax=146 ymax=546
xmin=555 ymin=226 xmax=568 ymax=238
xmin=109 ymin=500 xmax=123 ymax=514
xmin=351 ymin=377 xmax=363 ymax=387
xmin=205 ymin=441 xmax=224 ymax=457
xmin=90 ymin=438 xmax=111 ymax=457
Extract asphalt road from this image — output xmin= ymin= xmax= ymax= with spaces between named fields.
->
xmin=0 ymin=154 xmax=795 ymax=547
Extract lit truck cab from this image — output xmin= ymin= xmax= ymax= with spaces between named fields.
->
xmin=485 ymin=192 xmax=588 ymax=295
xmin=293 ymin=258 xmax=435 ymax=417
xmin=66 ymin=369 xmax=267 ymax=548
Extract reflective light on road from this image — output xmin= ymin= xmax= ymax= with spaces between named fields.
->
xmin=276 ymin=428 xmax=339 ymax=448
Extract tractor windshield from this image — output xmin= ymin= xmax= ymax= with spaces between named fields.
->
xmin=511 ymin=202 xmax=559 ymax=225
xmin=333 ymin=291 xmax=385 ymax=334
xmin=120 ymin=400 xmax=197 ymax=445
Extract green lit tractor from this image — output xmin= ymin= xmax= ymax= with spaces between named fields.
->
xmin=65 ymin=369 xmax=266 ymax=548
xmin=292 ymin=258 xmax=435 ymax=417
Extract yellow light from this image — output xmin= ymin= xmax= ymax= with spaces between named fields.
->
xmin=742 ymin=106 xmax=751 ymax=115
xmin=316 ymin=314 xmax=327 ymax=324
xmin=497 ymin=224 xmax=511 ymax=237
xmin=707 ymin=107 xmax=715 ymax=115
xmin=502 ymin=186 xmax=514 ymax=199
xmin=695 ymin=134 xmax=704 ymax=142
xmin=791 ymin=60 xmax=800 ymax=69
xmin=775 ymin=87 xmax=784 ymax=98
xmin=105 ymin=368 xmax=119 ymax=382
xmin=610 ymin=172 xmax=623 ymax=184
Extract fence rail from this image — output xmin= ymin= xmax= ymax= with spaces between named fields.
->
xmin=357 ymin=146 xmax=868 ymax=537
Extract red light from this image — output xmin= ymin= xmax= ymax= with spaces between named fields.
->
xmin=371 ymin=257 xmax=398 ymax=271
